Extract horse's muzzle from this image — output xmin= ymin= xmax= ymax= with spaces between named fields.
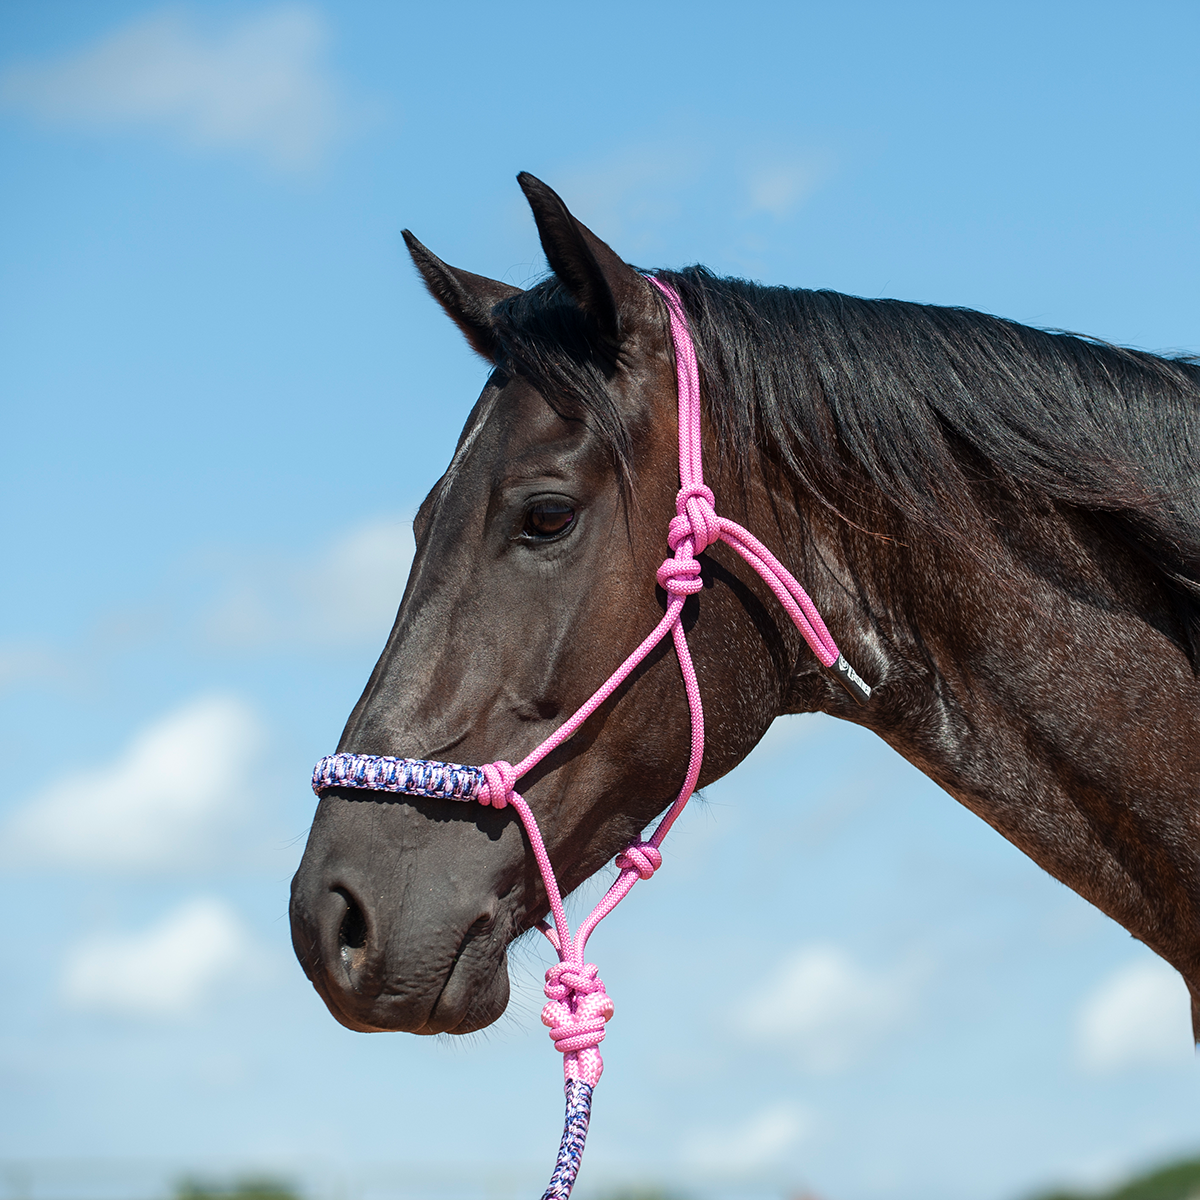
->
xmin=288 ymin=790 xmax=514 ymax=1035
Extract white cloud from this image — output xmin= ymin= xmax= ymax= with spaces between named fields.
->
xmin=547 ymin=137 xmax=833 ymax=259
xmin=682 ymin=1102 xmax=812 ymax=1171
xmin=202 ymin=515 xmax=415 ymax=649
xmin=3 ymin=695 xmax=261 ymax=870
xmin=0 ymin=5 xmax=342 ymax=170
xmin=745 ymin=155 xmax=831 ymax=219
xmin=62 ymin=897 xmax=254 ymax=1018
xmin=1077 ymin=957 xmax=1193 ymax=1072
xmin=551 ymin=143 xmax=706 ymax=252
xmin=735 ymin=944 xmax=918 ymax=1073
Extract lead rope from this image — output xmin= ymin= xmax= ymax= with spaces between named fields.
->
xmin=311 ymin=277 xmax=871 ymax=1200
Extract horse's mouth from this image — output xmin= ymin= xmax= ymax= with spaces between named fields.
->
xmin=419 ymin=916 xmax=511 ymax=1034
xmin=294 ymin=889 xmax=512 ymax=1036
xmin=310 ymin=953 xmax=511 ymax=1036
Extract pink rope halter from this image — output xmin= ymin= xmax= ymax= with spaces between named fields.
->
xmin=311 ymin=277 xmax=871 ymax=1199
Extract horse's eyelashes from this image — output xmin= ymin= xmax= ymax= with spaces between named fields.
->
xmin=522 ymin=501 xmax=576 ymax=539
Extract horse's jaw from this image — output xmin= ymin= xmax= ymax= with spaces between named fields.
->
xmin=288 ymin=789 xmax=519 ymax=1035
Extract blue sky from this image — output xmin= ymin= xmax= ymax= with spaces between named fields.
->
xmin=2 ymin=3 xmax=1199 ymax=1199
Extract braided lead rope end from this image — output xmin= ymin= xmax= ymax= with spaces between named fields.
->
xmin=536 ymin=962 xmax=610 ymax=1199
xmin=539 ymin=1079 xmax=594 ymax=1200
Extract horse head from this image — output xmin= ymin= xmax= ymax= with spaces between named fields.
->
xmin=288 ymin=175 xmax=859 ymax=1035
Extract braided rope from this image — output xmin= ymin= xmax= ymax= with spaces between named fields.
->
xmin=310 ymin=278 xmax=872 ymax=1198
xmin=541 ymin=1081 xmax=593 ymax=1200
xmin=311 ymin=754 xmax=486 ymax=801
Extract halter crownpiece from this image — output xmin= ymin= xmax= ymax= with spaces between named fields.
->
xmin=310 ymin=277 xmax=871 ymax=1200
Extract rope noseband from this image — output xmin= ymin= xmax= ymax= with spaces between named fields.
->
xmin=311 ymin=278 xmax=871 ymax=1199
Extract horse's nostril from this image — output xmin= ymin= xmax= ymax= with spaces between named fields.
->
xmin=335 ymin=888 xmax=369 ymax=972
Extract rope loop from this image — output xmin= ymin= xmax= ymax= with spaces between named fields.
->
xmin=656 ymin=553 xmax=704 ymax=596
xmin=615 ymin=841 xmax=662 ymax=880
xmin=544 ymin=961 xmax=603 ymax=1001
xmin=479 ymin=760 xmax=516 ymax=808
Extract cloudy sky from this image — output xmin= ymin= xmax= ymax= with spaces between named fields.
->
xmin=2 ymin=4 xmax=1199 ymax=1200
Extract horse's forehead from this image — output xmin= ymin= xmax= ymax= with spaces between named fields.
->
xmin=424 ymin=376 xmax=601 ymax=525
xmin=459 ymin=377 xmax=594 ymax=469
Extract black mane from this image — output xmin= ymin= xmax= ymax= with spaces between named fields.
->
xmin=493 ymin=266 xmax=1200 ymax=652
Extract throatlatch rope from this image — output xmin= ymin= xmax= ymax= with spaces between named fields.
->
xmin=311 ymin=277 xmax=871 ymax=1200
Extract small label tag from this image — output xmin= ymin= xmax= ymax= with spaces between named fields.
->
xmin=834 ymin=654 xmax=873 ymax=704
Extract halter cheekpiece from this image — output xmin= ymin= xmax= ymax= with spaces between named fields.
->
xmin=311 ymin=277 xmax=871 ymax=1200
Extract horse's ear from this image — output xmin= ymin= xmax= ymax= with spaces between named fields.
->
xmin=402 ymin=230 xmax=522 ymax=360
xmin=517 ymin=172 xmax=644 ymax=346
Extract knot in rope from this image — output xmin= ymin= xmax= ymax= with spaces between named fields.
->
xmin=656 ymin=552 xmax=703 ymax=596
xmin=615 ymin=841 xmax=662 ymax=880
xmin=479 ymin=760 xmax=516 ymax=808
xmin=542 ymin=961 xmax=614 ymax=1058
xmin=544 ymin=961 xmax=604 ymax=1002
xmin=656 ymin=484 xmax=719 ymax=598
xmin=671 ymin=484 xmax=720 ymax=554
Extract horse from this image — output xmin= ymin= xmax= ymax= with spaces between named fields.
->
xmin=290 ymin=173 xmax=1200 ymax=1059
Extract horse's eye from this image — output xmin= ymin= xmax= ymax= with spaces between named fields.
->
xmin=523 ymin=501 xmax=575 ymax=539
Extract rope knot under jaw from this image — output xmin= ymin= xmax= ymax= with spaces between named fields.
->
xmin=480 ymin=760 xmax=516 ymax=808
xmin=542 ymin=962 xmax=614 ymax=1067
xmin=615 ymin=842 xmax=662 ymax=880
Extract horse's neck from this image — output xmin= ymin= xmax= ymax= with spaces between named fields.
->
xmin=832 ymin=503 xmax=1200 ymax=1016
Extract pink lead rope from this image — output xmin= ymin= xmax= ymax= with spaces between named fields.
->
xmin=311 ymin=277 xmax=871 ymax=1199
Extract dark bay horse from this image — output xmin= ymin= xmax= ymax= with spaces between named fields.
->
xmin=291 ymin=173 xmax=1200 ymax=1045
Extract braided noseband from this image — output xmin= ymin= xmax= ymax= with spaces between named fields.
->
xmin=311 ymin=278 xmax=871 ymax=1199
